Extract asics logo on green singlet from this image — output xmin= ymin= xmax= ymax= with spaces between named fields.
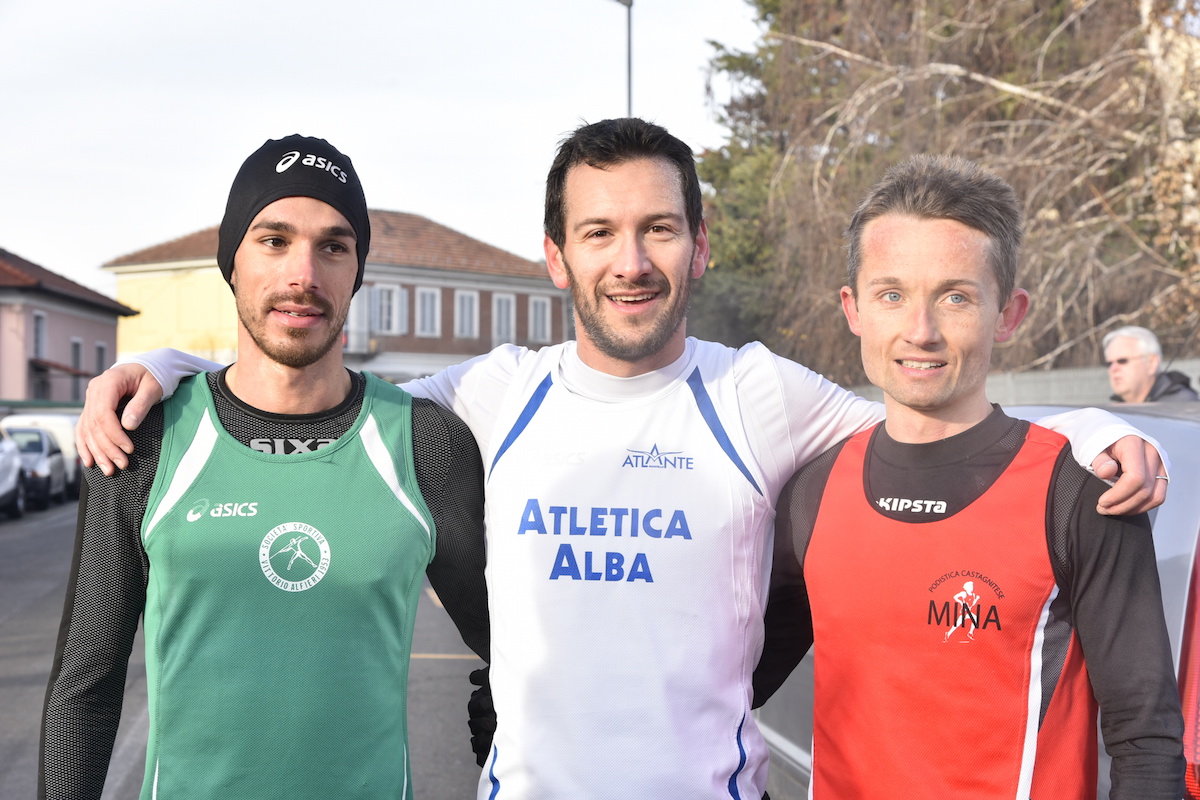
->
xmin=186 ymin=498 xmax=259 ymax=522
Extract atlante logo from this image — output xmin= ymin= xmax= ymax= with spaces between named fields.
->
xmin=186 ymin=499 xmax=259 ymax=522
xmin=275 ymin=150 xmax=348 ymax=184
xmin=622 ymin=444 xmax=693 ymax=470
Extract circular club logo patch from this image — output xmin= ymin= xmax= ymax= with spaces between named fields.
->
xmin=260 ymin=522 xmax=330 ymax=592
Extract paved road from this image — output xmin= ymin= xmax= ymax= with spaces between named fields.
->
xmin=0 ymin=499 xmax=486 ymax=799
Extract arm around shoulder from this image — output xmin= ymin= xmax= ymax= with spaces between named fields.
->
xmin=116 ymin=348 xmax=224 ymax=401
xmin=79 ymin=349 xmax=223 ymax=474
xmin=1034 ymin=407 xmax=1169 ymax=515
xmin=734 ymin=343 xmax=883 ymax=486
xmin=399 ymin=344 xmax=528 ymax=455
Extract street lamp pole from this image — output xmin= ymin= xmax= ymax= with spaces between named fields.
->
xmin=611 ymin=0 xmax=632 ymax=116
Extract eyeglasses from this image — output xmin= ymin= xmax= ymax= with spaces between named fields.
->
xmin=1105 ymin=356 xmax=1147 ymax=368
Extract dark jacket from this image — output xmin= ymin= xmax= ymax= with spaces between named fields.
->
xmin=1111 ymin=370 xmax=1200 ymax=403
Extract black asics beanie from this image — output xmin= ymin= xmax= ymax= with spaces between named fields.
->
xmin=217 ymin=134 xmax=371 ymax=293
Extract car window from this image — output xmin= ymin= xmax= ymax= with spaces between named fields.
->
xmin=9 ymin=430 xmax=44 ymax=453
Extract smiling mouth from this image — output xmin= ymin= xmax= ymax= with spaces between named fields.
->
xmin=899 ymin=360 xmax=946 ymax=370
xmin=609 ymin=292 xmax=657 ymax=304
xmin=279 ymin=310 xmax=321 ymax=317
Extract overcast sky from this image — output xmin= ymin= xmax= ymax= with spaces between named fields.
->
xmin=0 ymin=0 xmax=761 ymax=297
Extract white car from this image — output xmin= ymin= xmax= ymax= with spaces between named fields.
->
xmin=1 ymin=413 xmax=81 ymax=498
xmin=6 ymin=427 xmax=67 ymax=510
xmin=0 ymin=426 xmax=25 ymax=519
xmin=755 ymin=402 xmax=1200 ymax=799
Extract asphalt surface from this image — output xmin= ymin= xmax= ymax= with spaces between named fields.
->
xmin=0 ymin=498 xmax=486 ymax=799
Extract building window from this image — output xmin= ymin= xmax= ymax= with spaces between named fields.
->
xmin=71 ymin=339 xmax=83 ymax=402
xmin=529 ymin=296 xmax=551 ymax=343
xmin=416 ymin=287 xmax=441 ymax=338
xmin=95 ymin=342 xmax=108 ymax=374
xmin=493 ymin=293 xmax=515 ymax=345
xmin=32 ymin=311 xmax=47 ymax=359
xmin=370 ymin=284 xmax=408 ymax=335
xmin=344 ymin=291 xmax=370 ymax=354
xmin=455 ymin=290 xmax=479 ymax=338
xmin=396 ymin=287 xmax=409 ymax=334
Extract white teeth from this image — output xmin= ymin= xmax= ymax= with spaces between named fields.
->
xmin=901 ymin=360 xmax=944 ymax=370
xmin=610 ymin=294 xmax=654 ymax=303
xmin=282 ymin=311 xmax=315 ymax=317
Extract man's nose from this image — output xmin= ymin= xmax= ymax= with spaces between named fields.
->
xmin=611 ymin=235 xmax=653 ymax=282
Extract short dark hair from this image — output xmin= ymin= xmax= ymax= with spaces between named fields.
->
xmin=845 ymin=155 xmax=1023 ymax=305
xmin=544 ymin=118 xmax=703 ymax=249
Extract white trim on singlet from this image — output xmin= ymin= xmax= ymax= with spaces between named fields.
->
xmin=144 ymin=408 xmax=219 ymax=544
xmin=359 ymin=413 xmax=431 ymax=541
xmin=1016 ymin=585 xmax=1058 ymax=800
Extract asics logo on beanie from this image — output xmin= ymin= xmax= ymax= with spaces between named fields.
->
xmin=275 ymin=150 xmax=349 ymax=184
xmin=276 ymin=151 xmax=301 ymax=172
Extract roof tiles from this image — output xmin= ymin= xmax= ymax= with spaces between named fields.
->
xmin=0 ymin=247 xmax=137 ymax=316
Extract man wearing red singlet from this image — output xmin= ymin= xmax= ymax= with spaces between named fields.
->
xmin=756 ymin=155 xmax=1184 ymax=799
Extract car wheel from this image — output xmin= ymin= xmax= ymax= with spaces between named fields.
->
xmin=31 ymin=486 xmax=49 ymax=511
xmin=4 ymin=474 xmax=26 ymax=519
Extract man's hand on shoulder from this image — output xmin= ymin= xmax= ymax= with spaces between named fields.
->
xmin=78 ymin=363 xmax=163 ymax=476
xmin=1092 ymin=434 xmax=1169 ymax=516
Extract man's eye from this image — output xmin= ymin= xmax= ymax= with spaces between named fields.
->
xmin=947 ymin=293 xmax=966 ymax=304
xmin=883 ymin=291 xmax=901 ymax=302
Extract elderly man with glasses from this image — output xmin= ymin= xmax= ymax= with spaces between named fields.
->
xmin=1104 ymin=326 xmax=1199 ymax=403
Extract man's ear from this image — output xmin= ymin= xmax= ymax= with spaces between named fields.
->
xmin=544 ymin=235 xmax=570 ymax=290
xmin=994 ymin=288 xmax=1030 ymax=343
xmin=840 ymin=286 xmax=862 ymax=336
xmin=691 ymin=220 xmax=710 ymax=280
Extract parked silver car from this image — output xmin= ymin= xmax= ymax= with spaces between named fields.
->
xmin=5 ymin=427 xmax=67 ymax=510
xmin=756 ymin=402 xmax=1200 ymax=799
xmin=0 ymin=426 xmax=25 ymax=519
xmin=1 ymin=413 xmax=81 ymax=498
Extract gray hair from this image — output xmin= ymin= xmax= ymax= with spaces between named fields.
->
xmin=845 ymin=155 xmax=1023 ymax=306
xmin=1102 ymin=326 xmax=1162 ymax=358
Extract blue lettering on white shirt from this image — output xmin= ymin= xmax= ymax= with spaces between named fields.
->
xmin=517 ymin=499 xmax=692 ymax=539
